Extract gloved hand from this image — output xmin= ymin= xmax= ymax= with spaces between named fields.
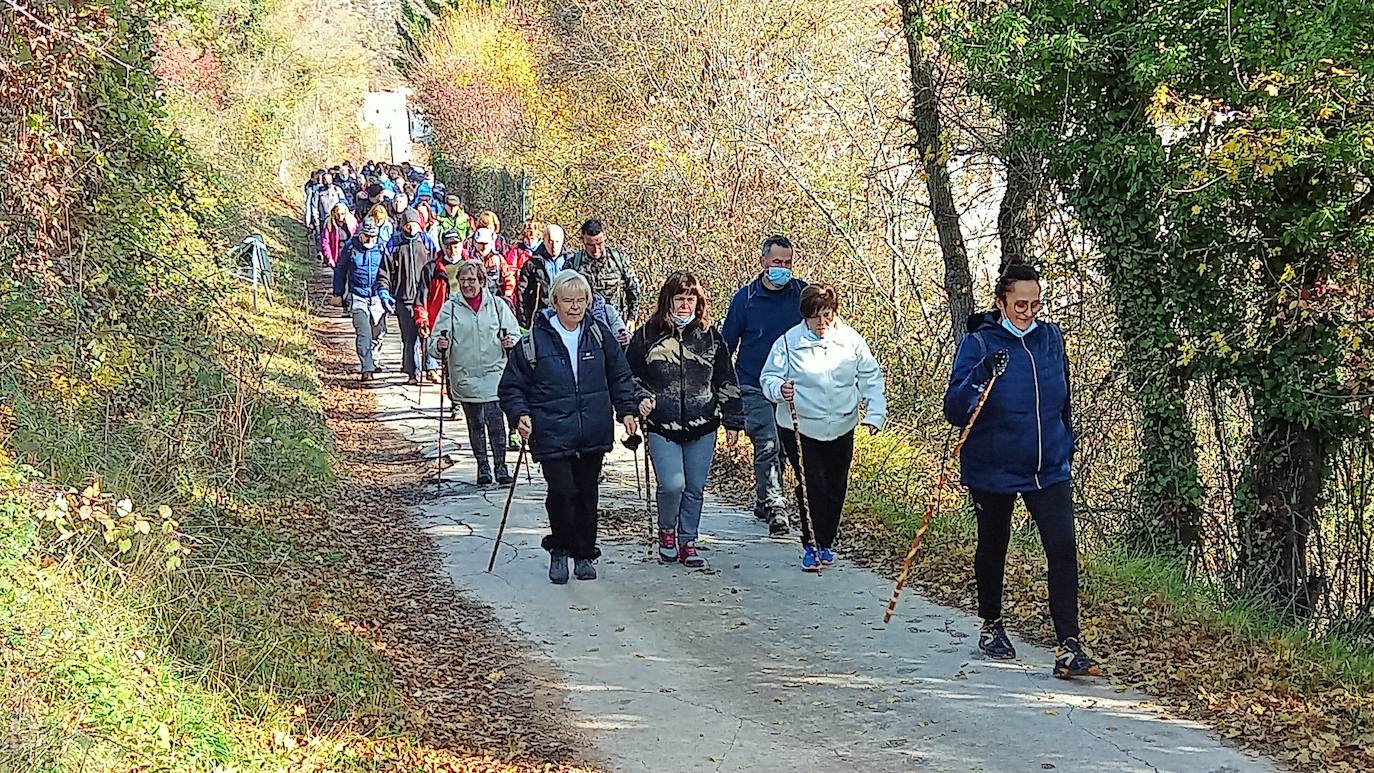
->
xmin=981 ymin=350 xmax=1010 ymax=382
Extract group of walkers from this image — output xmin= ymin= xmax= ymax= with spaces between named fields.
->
xmin=305 ymin=162 xmax=1101 ymax=679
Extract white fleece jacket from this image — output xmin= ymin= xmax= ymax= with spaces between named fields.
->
xmin=759 ymin=318 xmax=887 ymax=441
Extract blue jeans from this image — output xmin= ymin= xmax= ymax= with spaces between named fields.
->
xmin=741 ymin=385 xmax=786 ymax=515
xmin=647 ymin=432 xmax=716 ymax=543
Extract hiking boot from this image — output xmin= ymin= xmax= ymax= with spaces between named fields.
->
xmin=573 ymin=558 xmax=597 ymax=581
xmin=548 ymin=551 xmax=569 ymax=585
xmin=801 ymin=545 xmax=820 ymax=572
xmin=425 ymin=370 xmax=440 ymax=384
xmin=476 ymin=471 xmax=494 ymax=486
xmin=406 ymin=375 xmax=420 ymax=386
xmin=818 ymin=547 xmax=835 ymax=565
xmin=979 ymin=619 xmax=1016 ymax=660
xmin=495 ymin=467 xmax=514 ymax=485
xmin=679 ymin=541 xmax=704 ymax=568
xmin=768 ymin=513 xmax=790 ymax=536
xmin=753 ymin=506 xmax=769 ymax=522
xmin=658 ymin=530 xmax=678 ymax=562
xmin=1053 ymin=638 xmax=1102 ymax=679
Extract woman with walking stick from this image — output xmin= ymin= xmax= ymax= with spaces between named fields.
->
xmin=626 ymin=271 xmax=745 ymax=568
xmin=760 ymin=284 xmax=887 ymax=572
xmin=499 ymin=270 xmax=650 ymax=584
xmin=943 ymin=261 xmax=1100 ymax=679
xmin=430 ymin=260 xmax=520 ymax=485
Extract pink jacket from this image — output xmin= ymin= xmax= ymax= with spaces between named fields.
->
xmin=321 ymin=212 xmax=359 ymax=267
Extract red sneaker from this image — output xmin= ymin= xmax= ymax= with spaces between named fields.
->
xmin=658 ymin=530 xmax=677 ymax=562
xmin=679 ymin=541 xmax=704 ymax=568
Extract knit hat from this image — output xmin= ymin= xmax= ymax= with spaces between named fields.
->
xmin=360 ymin=222 xmax=380 ymax=237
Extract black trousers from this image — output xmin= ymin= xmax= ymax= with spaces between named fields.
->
xmin=970 ymin=480 xmax=1080 ymax=642
xmin=395 ymin=301 xmax=421 ymax=377
xmin=460 ymin=401 xmax=507 ymax=475
xmin=539 ymin=453 xmax=605 ymax=560
xmin=778 ymin=427 xmax=855 ymax=550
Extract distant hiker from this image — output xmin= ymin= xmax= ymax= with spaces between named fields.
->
xmin=320 ymin=203 xmax=357 ymax=269
xmin=389 ymin=192 xmax=408 ymax=221
xmin=332 ymin=221 xmax=392 ymax=382
xmin=303 ymin=169 xmax=322 ymax=232
xmin=516 ymin=223 xmax=568 ymax=328
xmin=943 ymin=262 xmax=1100 ymax=678
xmin=506 ymin=221 xmax=539 ymax=275
xmin=312 ymin=173 xmax=344 ymax=244
xmin=416 ymin=200 xmax=442 ymax=244
xmin=721 ymin=234 xmax=807 ymax=535
xmin=466 ymin=228 xmax=515 ymax=305
xmin=499 ymin=270 xmax=649 ymax=584
xmin=567 ymin=218 xmax=641 ymax=324
xmin=470 ymin=210 xmax=510 ymax=256
xmin=431 ymin=260 xmax=522 ymax=486
xmin=385 ymin=208 xmax=442 ymax=385
xmin=412 ymin=169 xmax=435 ymax=208
xmin=437 ymin=194 xmax=473 ymax=241
xmin=418 ymin=231 xmax=462 ymax=361
xmin=761 ymin=284 xmax=886 ymax=572
xmin=626 ymin=271 xmax=744 ymax=568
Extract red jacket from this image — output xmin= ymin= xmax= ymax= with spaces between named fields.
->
xmin=416 ymin=254 xmax=455 ymax=336
xmin=505 ymin=242 xmax=533 ymax=274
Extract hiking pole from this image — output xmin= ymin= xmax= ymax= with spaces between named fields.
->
xmin=621 ymin=432 xmax=649 ymax=554
xmin=487 ymin=439 xmax=528 ymax=573
xmin=784 ymin=394 xmax=822 ymax=577
xmin=436 ymin=332 xmax=448 ymax=488
xmin=883 ymin=351 xmax=1009 ymax=624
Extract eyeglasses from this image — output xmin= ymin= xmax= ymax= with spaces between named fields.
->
xmin=1011 ymin=300 xmax=1044 ymax=315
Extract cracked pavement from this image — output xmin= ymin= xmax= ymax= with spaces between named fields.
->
xmin=365 ymin=330 xmax=1274 ymax=773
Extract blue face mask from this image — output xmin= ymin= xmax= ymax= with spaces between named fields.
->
xmin=801 ymin=326 xmax=821 ymax=341
xmin=672 ymin=313 xmax=695 ymax=329
xmin=765 ymin=267 xmax=792 ymax=286
xmin=1001 ymin=316 xmax=1038 ymax=339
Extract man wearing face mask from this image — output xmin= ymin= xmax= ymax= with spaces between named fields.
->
xmin=332 ymin=222 xmax=393 ymax=382
xmin=721 ymin=235 xmax=807 ymax=536
xmin=385 ymin=208 xmax=441 ymax=385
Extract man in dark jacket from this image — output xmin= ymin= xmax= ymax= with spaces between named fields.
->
xmin=720 ymin=234 xmax=807 ymax=535
xmin=499 ymin=269 xmax=649 ymax=584
xmin=332 ymin=222 xmax=393 ymax=382
xmin=516 ymin=223 xmax=568 ymax=328
xmin=566 ymin=218 xmax=641 ymax=323
xmin=385 ymin=208 xmax=441 ymax=384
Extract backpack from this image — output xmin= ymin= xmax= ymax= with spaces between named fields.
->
xmin=520 ymin=318 xmax=604 ymax=368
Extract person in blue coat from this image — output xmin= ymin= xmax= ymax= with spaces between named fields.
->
xmin=943 ymin=261 xmax=1101 ymax=680
xmin=720 ymin=234 xmax=807 ymax=536
xmin=499 ymin=270 xmax=651 ymax=585
xmin=331 ymin=222 xmax=394 ymax=382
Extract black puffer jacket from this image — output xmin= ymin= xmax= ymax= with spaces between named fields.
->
xmin=498 ymin=310 xmax=643 ymax=462
xmin=626 ymin=321 xmax=745 ymax=444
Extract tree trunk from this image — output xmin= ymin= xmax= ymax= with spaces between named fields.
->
xmin=997 ymin=127 xmax=1043 ymax=271
xmin=899 ymin=0 xmax=973 ymax=345
xmin=1239 ymin=415 xmax=1326 ymax=616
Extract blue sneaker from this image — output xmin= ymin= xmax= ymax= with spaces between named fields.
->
xmin=801 ymin=545 xmax=820 ymax=572
xmin=818 ymin=547 xmax=835 ymax=565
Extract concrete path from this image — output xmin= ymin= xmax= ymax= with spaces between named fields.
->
xmin=362 ymin=328 xmax=1274 ymax=773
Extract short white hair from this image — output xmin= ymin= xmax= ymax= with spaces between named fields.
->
xmin=543 ymin=223 xmax=565 ymax=242
xmin=548 ymin=269 xmax=590 ymax=302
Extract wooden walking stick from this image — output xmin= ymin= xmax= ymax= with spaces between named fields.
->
xmin=487 ymin=439 xmax=528 ymax=573
xmin=785 ymin=394 xmax=822 ymax=576
xmin=883 ymin=351 xmax=1009 ymax=624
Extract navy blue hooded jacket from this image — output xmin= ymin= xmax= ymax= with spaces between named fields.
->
xmin=943 ymin=313 xmax=1075 ymax=494
xmin=720 ymin=275 xmax=807 ymax=390
xmin=332 ymin=235 xmax=394 ymax=307
xmin=499 ymin=310 xmax=644 ymax=462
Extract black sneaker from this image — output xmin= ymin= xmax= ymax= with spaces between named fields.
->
xmin=574 ymin=558 xmax=597 ymax=581
xmin=1053 ymin=637 xmax=1102 ymax=679
xmin=476 ymin=471 xmax=494 ymax=486
xmin=548 ymin=550 xmax=569 ymax=584
xmin=768 ymin=513 xmax=790 ymax=536
xmin=753 ymin=506 xmax=769 ymax=522
xmin=495 ymin=467 xmax=514 ymax=485
xmin=978 ymin=619 xmax=1016 ymax=660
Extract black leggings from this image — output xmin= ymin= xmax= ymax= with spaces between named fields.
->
xmin=539 ymin=453 xmax=604 ymax=560
xmin=778 ymin=427 xmax=855 ymax=549
xmin=970 ymin=480 xmax=1080 ymax=642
